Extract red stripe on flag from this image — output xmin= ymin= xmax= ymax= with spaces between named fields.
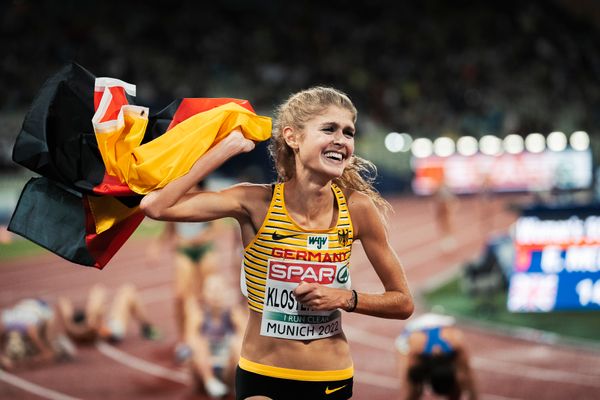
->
xmin=166 ymin=98 xmax=255 ymax=131
xmin=92 ymin=173 xmax=136 ymax=196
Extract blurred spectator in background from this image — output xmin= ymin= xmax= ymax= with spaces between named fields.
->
xmin=149 ymin=181 xmax=231 ymax=364
xmin=0 ymin=210 xmax=12 ymax=244
xmin=396 ymin=313 xmax=478 ymax=400
xmin=0 ymin=226 xmax=11 ymax=244
xmin=57 ymin=284 xmax=160 ymax=344
xmin=434 ymin=181 xmax=458 ymax=252
xmin=182 ymin=274 xmax=246 ymax=398
xmin=461 ymin=234 xmax=511 ymax=315
xmin=1 ymin=298 xmax=75 ymax=370
xmin=150 ymin=180 xmax=225 ymax=363
xmin=164 ymin=219 xmax=222 ymax=361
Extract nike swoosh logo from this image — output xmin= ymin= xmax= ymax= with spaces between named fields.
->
xmin=272 ymin=231 xmax=301 ymax=241
xmin=325 ymin=385 xmax=347 ymax=395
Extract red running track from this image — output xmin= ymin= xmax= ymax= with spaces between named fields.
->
xmin=1 ymin=194 xmax=599 ymax=400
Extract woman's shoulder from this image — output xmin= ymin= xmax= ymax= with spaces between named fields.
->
xmin=222 ymin=182 xmax=274 ymax=215
xmin=343 ymin=189 xmax=385 ymax=239
xmin=344 ymin=189 xmax=376 ymax=214
xmin=225 ymin=182 xmax=273 ymax=199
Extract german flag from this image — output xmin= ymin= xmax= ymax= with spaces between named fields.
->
xmin=8 ymin=63 xmax=271 ymax=268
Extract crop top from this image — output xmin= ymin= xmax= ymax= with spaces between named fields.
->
xmin=240 ymin=183 xmax=354 ymax=340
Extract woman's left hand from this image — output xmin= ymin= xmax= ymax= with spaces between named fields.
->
xmin=293 ymin=281 xmax=352 ymax=311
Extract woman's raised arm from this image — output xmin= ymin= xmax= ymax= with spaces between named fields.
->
xmin=140 ymin=130 xmax=255 ymax=222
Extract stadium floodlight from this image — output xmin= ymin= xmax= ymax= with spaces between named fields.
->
xmin=456 ymin=136 xmax=478 ymax=156
xmin=385 ymin=132 xmax=404 ymax=153
xmin=411 ymin=137 xmax=433 ymax=158
xmin=547 ymin=131 xmax=567 ymax=152
xmin=384 ymin=132 xmax=413 ymax=153
xmin=433 ymin=137 xmax=455 ymax=157
xmin=399 ymin=133 xmax=413 ymax=152
xmin=525 ymin=133 xmax=545 ymax=153
xmin=503 ymin=134 xmax=524 ymax=154
xmin=570 ymin=131 xmax=590 ymax=151
xmin=479 ymin=134 xmax=502 ymax=156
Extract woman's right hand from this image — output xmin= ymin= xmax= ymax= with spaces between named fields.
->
xmin=219 ymin=130 xmax=255 ymax=157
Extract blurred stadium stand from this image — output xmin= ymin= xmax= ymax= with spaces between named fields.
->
xmin=1 ymin=0 xmax=599 ymax=192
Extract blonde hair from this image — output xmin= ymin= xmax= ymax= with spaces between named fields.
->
xmin=269 ymin=86 xmax=391 ymax=215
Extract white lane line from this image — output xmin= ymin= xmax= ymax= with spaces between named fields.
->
xmin=0 ymin=369 xmax=81 ymax=400
xmin=96 ymin=342 xmax=189 ymax=385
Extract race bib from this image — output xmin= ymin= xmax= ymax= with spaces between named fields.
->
xmin=260 ymin=259 xmax=350 ymax=340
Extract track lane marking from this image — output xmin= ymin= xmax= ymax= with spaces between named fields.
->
xmin=95 ymin=342 xmax=189 ymax=384
xmin=0 ymin=369 xmax=81 ymax=400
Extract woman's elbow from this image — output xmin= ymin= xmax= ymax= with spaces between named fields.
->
xmin=139 ymin=195 xmax=163 ymax=220
xmin=396 ymin=295 xmax=415 ymax=320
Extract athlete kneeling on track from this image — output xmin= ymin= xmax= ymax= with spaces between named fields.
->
xmin=57 ymin=284 xmax=160 ymax=344
xmin=1 ymin=298 xmax=75 ymax=370
xmin=396 ymin=313 xmax=478 ymax=400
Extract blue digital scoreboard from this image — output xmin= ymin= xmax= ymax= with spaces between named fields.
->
xmin=507 ymin=204 xmax=600 ymax=312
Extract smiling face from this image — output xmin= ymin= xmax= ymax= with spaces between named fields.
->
xmin=284 ymin=105 xmax=356 ymax=180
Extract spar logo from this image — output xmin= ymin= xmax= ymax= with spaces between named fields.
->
xmin=336 ymin=265 xmax=349 ymax=284
xmin=268 ymin=260 xmax=336 ymax=284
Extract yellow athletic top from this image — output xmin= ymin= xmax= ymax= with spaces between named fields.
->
xmin=241 ymin=182 xmax=354 ymax=340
